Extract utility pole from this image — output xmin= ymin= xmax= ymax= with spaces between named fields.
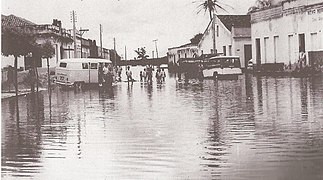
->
xmin=71 ymin=10 xmax=77 ymax=58
xmin=153 ymin=39 xmax=158 ymax=58
xmin=100 ymin=24 xmax=103 ymax=58
xmin=79 ymin=28 xmax=89 ymax=58
xmin=113 ymin=38 xmax=117 ymax=65
xmin=125 ymin=46 xmax=127 ymax=60
xmin=113 ymin=38 xmax=116 ymax=51
xmin=212 ymin=12 xmax=217 ymax=55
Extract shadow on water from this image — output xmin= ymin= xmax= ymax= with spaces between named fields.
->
xmin=2 ymin=92 xmax=45 ymax=178
xmin=203 ymin=79 xmax=225 ymax=170
xmin=300 ymin=78 xmax=308 ymax=118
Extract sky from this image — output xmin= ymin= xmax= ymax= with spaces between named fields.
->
xmin=2 ymin=0 xmax=255 ymax=59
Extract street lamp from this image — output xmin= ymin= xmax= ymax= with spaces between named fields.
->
xmin=79 ymin=28 xmax=89 ymax=58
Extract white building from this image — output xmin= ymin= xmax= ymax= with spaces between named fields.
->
xmin=198 ymin=15 xmax=252 ymax=68
xmin=168 ymin=43 xmax=198 ymax=65
xmin=250 ymin=0 xmax=323 ymax=69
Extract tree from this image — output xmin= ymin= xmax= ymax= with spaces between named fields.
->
xmin=40 ymin=40 xmax=55 ymax=92
xmin=196 ymin=0 xmax=229 ymax=21
xmin=190 ymin=33 xmax=203 ymax=45
xmin=1 ymin=26 xmax=37 ymax=97
xmin=134 ymin=47 xmax=149 ymax=60
xmin=248 ymin=0 xmax=272 ymax=14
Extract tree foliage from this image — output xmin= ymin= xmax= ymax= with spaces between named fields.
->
xmin=134 ymin=47 xmax=149 ymax=60
xmin=40 ymin=40 xmax=55 ymax=59
xmin=190 ymin=33 xmax=203 ymax=45
xmin=1 ymin=26 xmax=37 ymax=57
xmin=196 ymin=0 xmax=229 ymax=21
xmin=248 ymin=0 xmax=272 ymax=14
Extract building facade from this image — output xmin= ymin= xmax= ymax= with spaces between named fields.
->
xmin=167 ymin=43 xmax=198 ymax=65
xmin=250 ymin=0 xmax=323 ymax=69
xmin=1 ymin=15 xmax=74 ymax=69
xmin=1 ymin=14 xmax=121 ymax=70
xmin=198 ymin=15 xmax=252 ymax=68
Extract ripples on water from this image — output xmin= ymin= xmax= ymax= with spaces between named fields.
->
xmin=2 ymin=72 xmax=323 ymax=180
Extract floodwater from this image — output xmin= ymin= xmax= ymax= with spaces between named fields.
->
xmin=2 ymin=68 xmax=323 ymax=180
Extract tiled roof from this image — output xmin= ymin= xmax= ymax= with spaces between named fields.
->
xmin=168 ymin=43 xmax=196 ymax=50
xmin=1 ymin=14 xmax=36 ymax=27
xmin=217 ymin=15 xmax=251 ymax=31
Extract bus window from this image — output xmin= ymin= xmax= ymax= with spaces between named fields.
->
xmin=82 ymin=63 xmax=89 ymax=69
xmin=59 ymin=62 xmax=67 ymax=68
xmin=90 ymin=63 xmax=98 ymax=69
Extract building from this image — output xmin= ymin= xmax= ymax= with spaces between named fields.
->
xmin=168 ymin=43 xmax=198 ymax=66
xmin=250 ymin=0 xmax=323 ymax=70
xmin=198 ymin=15 xmax=252 ymax=68
xmin=1 ymin=14 xmax=121 ymax=70
xmin=1 ymin=14 xmax=73 ymax=69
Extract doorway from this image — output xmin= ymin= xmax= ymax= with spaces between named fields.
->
xmin=255 ymin=38 xmax=261 ymax=68
xmin=299 ymin=34 xmax=305 ymax=53
xmin=244 ymin=44 xmax=252 ymax=68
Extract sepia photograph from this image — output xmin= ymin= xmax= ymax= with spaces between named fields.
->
xmin=1 ymin=0 xmax=323 ymax=179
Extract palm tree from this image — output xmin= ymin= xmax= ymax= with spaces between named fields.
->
xmin=196 ymin=0 xmax=228 ymax=21
xmin=248 ymin=0 xmax=272 ymax=14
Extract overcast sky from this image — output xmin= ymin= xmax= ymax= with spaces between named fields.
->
xmin=2 ymin=0 xmax=255 ymax=59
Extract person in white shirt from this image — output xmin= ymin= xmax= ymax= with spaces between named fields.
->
xmin=126 ymin=66 xmax=133 ymax=82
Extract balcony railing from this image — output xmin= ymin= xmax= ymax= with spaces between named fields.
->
xmin=22 ymin=24 xmax=72 ymax=39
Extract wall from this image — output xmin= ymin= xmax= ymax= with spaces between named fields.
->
xmin=215 ymin=17 xmax=233 ymax=56
xmin=251 ymin=1 xmax=323 ymax=67
xmin=198 ymin=16 xmax=252 ymax=68
xmin=198 ymin=21 xmax=214 ymax=55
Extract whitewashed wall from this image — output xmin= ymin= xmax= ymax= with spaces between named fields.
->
xmin=251 ymin=1 xmax=323 ymax=66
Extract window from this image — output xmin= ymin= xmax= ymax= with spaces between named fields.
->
xmin=90 ymin=63 xmax=98 ymax=69
xmin=217 ymin=25 xmax=219 ymax=37
xmin=82 ymin=63 xmax=89 ymax=69
xmin=274 ymin=36 xmax=279 ymax=63
xmin=310 ymin=33 xmax=319 ymax=50
xmin=59 ymin=62 xmax=67 ymax=68
xmin=264 ymin=37 xmax=269 ymax=63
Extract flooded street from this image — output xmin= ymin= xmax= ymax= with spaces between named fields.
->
xmin=2 ymin=71 xmax=323 ymax=180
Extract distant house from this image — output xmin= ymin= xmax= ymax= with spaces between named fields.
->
xmin=250 ymin=0 xmax=323 ymax=70
xmin=168 ymin=43 xmax=198 ymax=66
xmin=198 ymin=15 xmax=252 ymax=68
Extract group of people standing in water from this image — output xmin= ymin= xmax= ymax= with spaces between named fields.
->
xmin=100 ymin=64 xmax=122 ymax=87
xmin=99 ymin=64 xmax=167 ymax=87
xmin=139 ymin=65 xmax=166 ymax=84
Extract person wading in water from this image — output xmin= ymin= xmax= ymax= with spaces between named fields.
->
xmin=126 ymin=66 xmax=133 ymax=83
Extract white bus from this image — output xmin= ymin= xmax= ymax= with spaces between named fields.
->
xmin=202 ymin=56 xmax=242 ymax=79
xmin=55 ymin=58 xmax=112 ymax=87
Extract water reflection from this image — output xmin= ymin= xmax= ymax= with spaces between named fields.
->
xmin=2 ymin=74 xmax=323 ymax=179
